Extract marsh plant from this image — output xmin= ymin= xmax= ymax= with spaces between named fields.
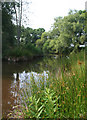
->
xmin=8 ymin=50 xmax=86 ymax=119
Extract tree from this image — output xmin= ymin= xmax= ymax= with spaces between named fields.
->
xmin=36 ymin=32 xmax=49 ymax=50
xmin=21 ymin=27 xmax=45 ymax=45
xmin=13 ymin=0 xmax=30 ymax=45
xmin=2 ymin=2 xmax=16 ymax=55
xmin=51 ymin=10 xmax=86 ymax=54
xmin=42 ymin=39 xmax=50 ymax=53
xmin=13 ymin=0 xmax=22 ymax=45
xmin=37 ymin=10 xmax=86 ymax=54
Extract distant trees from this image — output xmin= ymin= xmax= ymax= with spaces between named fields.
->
xmin=2 ymin=0 xmax=30 ymax=47
xmin=2 ymin=2 xmax=45 ymax=58
xmin=2 ymin=5 xmax=86 ymax=58
xmin=21 ymin=27 xmax=45 ymax=44
xmin=36 ymin=32 xmax=49 ymax=51
xmin=36 ymin=10 xmax=86 ymax=55
xmin=2 ymin=1 xmax=23 ymax=48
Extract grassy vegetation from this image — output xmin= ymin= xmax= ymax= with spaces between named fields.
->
xmin=8 ymin=50 xmax=86 ymax=119
xmin=3 ymin=43 xmax=42 ymax=61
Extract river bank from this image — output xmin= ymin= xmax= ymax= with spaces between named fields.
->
xmin=2 ymin=53 xmax=68 ymax=62
xmin=6 ymin=50 xmax=86 ymax=119
xmin=2 ymin=50 xmax=86 ymax=119
xmin=2 ymin=55 xmax=44 ymax=62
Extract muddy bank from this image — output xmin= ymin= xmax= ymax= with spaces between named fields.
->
xmin=2 ymin=55 xmax=44 ymax=62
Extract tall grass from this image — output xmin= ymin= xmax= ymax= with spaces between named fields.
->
xmin=8 ymin=50 xmax=86 ymax=119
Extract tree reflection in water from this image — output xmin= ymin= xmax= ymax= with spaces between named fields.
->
xmin=11 ymin=71 xmax=49 ymax=106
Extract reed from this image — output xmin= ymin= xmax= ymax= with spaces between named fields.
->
xmin=8 ymin=50 xmax=86 ymax=119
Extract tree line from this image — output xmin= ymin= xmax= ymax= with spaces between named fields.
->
xmin=2 ymin=2 xmax=45 ymax=59
xmin=36 ymin=10 xmax=86 ymax=55
xmin=2 ymin=2 xmax=86 ymax=59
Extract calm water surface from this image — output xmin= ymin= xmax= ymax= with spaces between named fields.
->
xmin=2 ymin=56 xmax=62 ymax=118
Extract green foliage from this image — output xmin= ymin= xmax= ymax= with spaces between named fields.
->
xmin=24 ymin=88 xmax=59 ymax=118
xmin=4 ymin=43 xmax=42 ymax=59
xmin=2 ymin=2 xmax=16 ymax=55
xmin=9 ymin=88 xmax=60 ymax=118
xmin=36 ymin=32 xmax=49 ymax=51
xmin=36 ymin=10 xmax=86 ymax=55
xmin=2 ymin=2 xmax=45 ymax=59
xmin=42 ymin=39 xmax=50 ymax=53
xmin=8 ymin=51 xmax=86 ymax=119
xmin=21 ymin=27 xmax=45 ymax=44
xmin=3 ymin=4 xmax=85 ymax=58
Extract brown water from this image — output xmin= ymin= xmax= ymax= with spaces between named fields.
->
xmin=2 ymin=56 xmax=61 ymax=118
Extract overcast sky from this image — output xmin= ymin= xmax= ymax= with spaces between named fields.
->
xmin=24 ymin=0 xmax=86 ymax=31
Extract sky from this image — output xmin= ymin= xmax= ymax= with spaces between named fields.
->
xmin=23 ymin=0 xmax=86 ymax=31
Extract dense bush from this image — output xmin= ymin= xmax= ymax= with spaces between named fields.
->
xmin=3 ymin=43 xmax=42 ymax=59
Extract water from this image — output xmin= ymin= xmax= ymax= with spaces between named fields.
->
xmin=2 ymin=56 xmax=63 ymax=118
